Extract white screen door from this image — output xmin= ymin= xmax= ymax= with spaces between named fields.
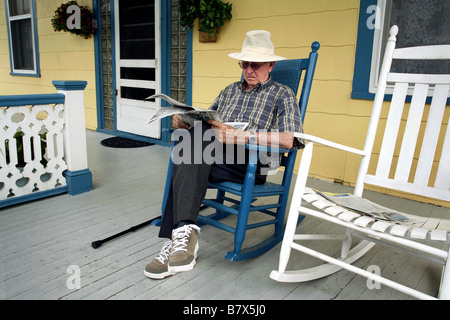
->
xmin=114 ymin=0 xmax=161 ymax=138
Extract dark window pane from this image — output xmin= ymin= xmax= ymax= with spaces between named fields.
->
xmin=8 ymin=0 xmax=31 ymax=16
xmin=121 ymin=87 xmax=155 ymax=101
xmin=389 ymin=0 xmax=450 ymax=74
xmin=10 ymin=18 xmax=34 ymax=70
xmin=120 ymin=67 xmax=155 ymax=81
xmin=121 ymin=40 xmax=155 ymax=60
xmin=121 ymin=23 xmax=155 ymax=41
xmin=119 ymin=0 xmax=156 ymax=60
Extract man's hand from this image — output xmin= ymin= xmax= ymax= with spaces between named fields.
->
xmin=172 ymin=114 xmax=190 ymax=130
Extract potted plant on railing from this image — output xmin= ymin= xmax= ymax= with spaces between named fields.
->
xmin=179 ymin=0 xmax=232 ymax=42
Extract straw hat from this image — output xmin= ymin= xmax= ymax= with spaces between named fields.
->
xmin=228 ymin=30 xmax=286 ymax=62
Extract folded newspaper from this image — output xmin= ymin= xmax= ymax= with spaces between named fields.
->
xmin=314 ymin=190 xmax=414 ymax=223
xmin=145 ymin=93 xmax=224 ymax=128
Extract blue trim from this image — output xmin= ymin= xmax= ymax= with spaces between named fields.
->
xmin=0 ymin=93 xmax=65 ymax=106
xmin=9 ymin=72 xmax=41 ymax=77
xmin=31 ymin=0 xmax=40 ymax=77
xmin=161 ymin=1 xmax=170 ymax=96
xmin=93 ymin=0 xmax=105 ymax=130
xmin=52 ymin=80 xmax=88 ymax=91
xmin=4 ymin=0 xmax=13 ymax=75
xmin=4 ymin=0 xmax=40 ymax=77
xmin=186 ymin=29 xmax=193 ymax=106
xmin=160 ymin=1 xmax=172 ymax=143
xmin=352 ymin=0 xmax=377 ymax=101
xmin=63 ymin=169 xmax=93 ymax=195
xmin=0 ymin=186 xmax=68 ymax=209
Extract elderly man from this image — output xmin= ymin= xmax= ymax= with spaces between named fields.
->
xmin=144 ymin=30 xmax=303 ymax=279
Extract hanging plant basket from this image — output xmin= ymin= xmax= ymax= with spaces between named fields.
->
xmin=199 ymin=28 xmax=217 ymax=43
xmin=51 ymin=1 xmax=94 ymax=39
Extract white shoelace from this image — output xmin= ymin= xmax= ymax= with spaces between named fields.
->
xmin=171 ymin=224 xmax=201 ymax=254
xmin=155 ymin=240 xmax=173 ymax=264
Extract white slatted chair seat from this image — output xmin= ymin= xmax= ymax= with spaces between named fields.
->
xmin=301 ymin=188 xmax=450 ymax=243
xmin=270 ymin=26 xmax=450 ymax=300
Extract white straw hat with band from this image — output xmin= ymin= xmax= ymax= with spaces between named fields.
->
xmin=228 ymin=30 xmax=286 ymax=62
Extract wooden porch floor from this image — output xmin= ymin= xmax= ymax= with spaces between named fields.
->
xmin=1 ymin=130 xmax=448 ymax=300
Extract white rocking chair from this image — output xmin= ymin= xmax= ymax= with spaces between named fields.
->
xmin=270 ymin=26 xmax=450 ymax=300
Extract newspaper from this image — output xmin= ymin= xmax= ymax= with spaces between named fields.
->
xmin=145 ymin=93 xmax=223 ymax=128
xmin=315 ymin=190 xmax=414 ymax=223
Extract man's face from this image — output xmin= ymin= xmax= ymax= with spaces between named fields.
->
xmin=240 ymin=61 xmax=275 ymax=89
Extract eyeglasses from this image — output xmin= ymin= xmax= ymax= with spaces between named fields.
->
xmin=238 ymin=61 xmax=267 ymax=71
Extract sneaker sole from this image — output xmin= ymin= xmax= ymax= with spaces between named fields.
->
xmin=168 ymin=242 xmax=199 ymax=273
xmin=144 ymin=270 xmax=176 ymax=280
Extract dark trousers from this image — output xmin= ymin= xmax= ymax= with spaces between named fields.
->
xmin=159 ymin=122 xmax=266 ymax=238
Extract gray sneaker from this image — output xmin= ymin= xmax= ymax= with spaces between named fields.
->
xmin=168 ymin=224 xmax=200 ymax=273
xmin=144 ymin=240 xmax=175 ymax=279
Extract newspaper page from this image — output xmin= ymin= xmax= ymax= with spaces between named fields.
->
xmin=316 ymin=190 xmax=414 ymax=223
xmin=145 ymin=93 xmax=222 ymax=127
xmin=223 ymin=122 xmax=249 ymax=130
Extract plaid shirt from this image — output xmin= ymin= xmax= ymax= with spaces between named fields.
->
xmin=209 ymin=77 xmax=304 ymax=148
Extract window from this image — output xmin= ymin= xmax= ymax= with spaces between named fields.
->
xmin=352 ymin=0 xmax=450 ymax=100
xmin=5 ymin=0 xmax=40 ymax=76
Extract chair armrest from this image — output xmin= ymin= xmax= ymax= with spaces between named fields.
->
xmin=295 ymin=133 xmax=366 ymax=156
xmin=245 ymin=143 xmax=291 ymax=154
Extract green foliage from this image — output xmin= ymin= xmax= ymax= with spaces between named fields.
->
xmin=4 ymin=131 xmax=47 ymax=168
xmin=179 ymin=0 xmax=199 ymax=30
xmin=179 ymin=0 xmax=232 ymax=36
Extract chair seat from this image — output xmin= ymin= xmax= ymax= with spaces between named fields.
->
xmin=301 ymin=188 xmax=450 ymax=244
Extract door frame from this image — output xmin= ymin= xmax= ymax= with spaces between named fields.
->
xmin=93 ymin=0 xmax=177 ymax=146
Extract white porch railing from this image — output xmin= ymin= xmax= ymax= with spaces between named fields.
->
xmin=0 ymin=81 xmax=92 ymax=208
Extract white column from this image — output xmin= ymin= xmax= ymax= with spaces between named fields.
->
xmin=53 ymin=80 xmax=92 ymax=195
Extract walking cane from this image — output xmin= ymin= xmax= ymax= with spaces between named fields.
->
xmin=91 ymin=215 xmax=161 ymax=249
xmin=91 ymin=205 xmax=209 ymax=249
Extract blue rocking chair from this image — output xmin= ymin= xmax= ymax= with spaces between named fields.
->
xmin=158 ymin=41 xmax=320 ymax=261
